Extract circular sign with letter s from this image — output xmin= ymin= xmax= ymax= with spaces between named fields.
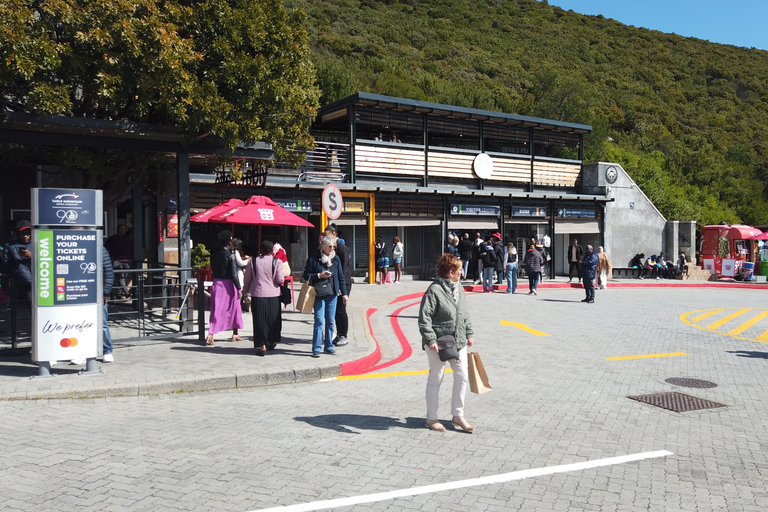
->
xmin=322 ymin=183 xmax=343 ymax=220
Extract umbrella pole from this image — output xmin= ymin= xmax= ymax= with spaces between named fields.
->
xmin=258 ymin=225 xmax=262 ymax=246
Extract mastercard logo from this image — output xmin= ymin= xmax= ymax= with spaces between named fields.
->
xmin=60 ymin=338 xmax=79 ymax=348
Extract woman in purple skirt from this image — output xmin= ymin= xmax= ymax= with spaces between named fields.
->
xmin=206 ymin=230 xmax=243 ymax=345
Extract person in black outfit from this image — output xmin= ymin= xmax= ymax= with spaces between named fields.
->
xmin=492 ymin=233 xmax=505 ymax=284
xmin=326 ymin=225 xmax=352 ymax=347
xmin=567 ymin=239 xmax=584 ymax=283
xmin=458 ymin=233 xmax=474 ymax=280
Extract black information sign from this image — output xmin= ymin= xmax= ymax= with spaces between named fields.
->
xmin=36 ymin=189 xmax=99 ymax=226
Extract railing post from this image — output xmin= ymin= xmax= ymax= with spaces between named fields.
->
xmin=197 ymin=272 xmax=205 ymax=343
xmin=10 ymin=276 xmax=17 ymax=349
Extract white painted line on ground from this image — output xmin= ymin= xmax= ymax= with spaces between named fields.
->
xmin=249 ymin=450 xmax=673 ymax=512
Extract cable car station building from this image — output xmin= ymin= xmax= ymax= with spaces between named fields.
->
xmin=192 ymin=93 xmax=611 ymax=279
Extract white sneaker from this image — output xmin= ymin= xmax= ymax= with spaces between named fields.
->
xmin=103 ymin=354 xmax=114 ymax=363
xmin=70 ymin=359 xmax=86 ymax=365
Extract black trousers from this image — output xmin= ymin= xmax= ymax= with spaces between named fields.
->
xmin=569 ymin=261 xmax=581 ymax=280
xmin=334 ymin=283 xmax=352 ymax=337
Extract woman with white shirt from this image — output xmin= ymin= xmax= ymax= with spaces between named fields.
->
xmin=392 ymin=236 xmax=404 ymax=283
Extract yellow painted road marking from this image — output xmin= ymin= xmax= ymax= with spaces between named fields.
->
xmin=691 ymin=309 xmax=724 ymax=322
xmin=337 ymin=369 xmax=452 ymax=380
xmin=729 ymin=309 xmax=768 ymax=335
xmin=706 ymin=308 xmax=752 ymax=329
xmin=606 ymin=352 xmax=688 ymax=361
xmin=500 ymin=320 xmax=550 ymax=336
xmin=681 ymin=308 xmax=768 ymax=345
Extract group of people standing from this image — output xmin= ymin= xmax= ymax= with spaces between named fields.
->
xmin=206 ymin=230 xmax=290 ymax=357
xmin=374 ymin=235 xmax=404 ymax=284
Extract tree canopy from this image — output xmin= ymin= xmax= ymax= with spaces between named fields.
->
xmin=288 ymin=0 xmax=768 ymax=226
xmin=1 ymin=0 xmax=320 ymax=199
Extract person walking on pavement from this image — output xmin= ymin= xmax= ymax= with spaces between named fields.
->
xmin=567 ymin=238 xmax=584 ymax=283
xmin=243 ymin=240 xmax=284 ymax=356
xmin=503 ymin=242 xmax=518 ymax=293
xmin=101 ymin=246 xmax=115 ymax=362
xmin=581 ymin=245 xmax=599 ymax=303
xmin=206 ymin=230 xmax=243 ymax=346
xmin=303 ymin=236 xmax=348 ymax=357
xmin=326 ymin=225 xmax=351 ymax=347
xmin=418 ymin=254 xmax=475 ymax=433
xmin=596 ymin=246 xmax=611 ymax=289
xmin=523 ymin=244 xmax=543 ymax=295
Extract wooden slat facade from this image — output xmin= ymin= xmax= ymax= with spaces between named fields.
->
xmin=355 ymin=146 xmax=424 ymax=177
xmin=532 ymin=160 xmax=581 ymax=187
xmin=355 ymin=144 xmax=581 ymax=187
xmin=425 ymin=151 xmax=475 ymax=179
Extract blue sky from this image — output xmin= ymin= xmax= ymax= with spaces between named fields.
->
xmin=546 ymin=0 xmax=768 ymax=51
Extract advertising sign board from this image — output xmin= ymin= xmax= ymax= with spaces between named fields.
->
xmin=33 ymin=189 xmax=101 ymax=226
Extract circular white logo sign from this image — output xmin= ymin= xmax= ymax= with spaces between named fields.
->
xmin=473 ymin=153 xmax=494 ymax=180
xmin=322 ymin=183 xmax=343 ymax=220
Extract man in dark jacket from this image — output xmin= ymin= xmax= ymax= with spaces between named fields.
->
xmin=3 ymin=220 xmax=33 ymax=301
xmin=458 ymin=233 xmax=474 ymax=280
xmin=492 ymin=233 xmax=505 ymax=284
xmin=567 ymin=238 xmax=584 ymax=283
xmin=580 ymin=245 xmax=599 ymax=303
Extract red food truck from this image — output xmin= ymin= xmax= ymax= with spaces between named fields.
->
xmin=699 ymin=224 xmax=762 ymax=279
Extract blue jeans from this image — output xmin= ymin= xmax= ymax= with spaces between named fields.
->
xmin=313 ymin=295 xmax=338 ymax=354
xmin=103 ymin=302 xmax=113 ymax=355
xmin=528 ymin=271 xmax=541 ymax=292
xmin=462 ymin=259 xmax=469 ymax=279
xmin=482 ymin=267 xmax=494 ymax=291
xmin=506 ymin=263 xmax=517 ymax=293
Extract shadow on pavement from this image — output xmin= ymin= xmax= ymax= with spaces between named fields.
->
xmin=727 ymin=350 xmax=768 ymax=360
xmin=294 ymin=414 xmax=425 ymax=433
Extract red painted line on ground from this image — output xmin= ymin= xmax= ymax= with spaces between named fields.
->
xmin=360 ymin=301 xmax=420 ymax=374
xmin=339 ymin=308 xmax=381 ymax=376
xmin=389 ymin=291 xmax=425 ymax=304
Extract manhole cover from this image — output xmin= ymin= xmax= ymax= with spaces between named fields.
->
xmin=628 ymin=392 xmax=727 ymax=413
xmin=664 ymin=377 xmax=718 ymax=389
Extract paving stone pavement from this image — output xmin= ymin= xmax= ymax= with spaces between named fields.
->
xmin=1 ymin=278 xmax=768 ymax=510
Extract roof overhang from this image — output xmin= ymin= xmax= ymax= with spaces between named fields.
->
xmin=319 ymin=92 xmax=592 ymax=135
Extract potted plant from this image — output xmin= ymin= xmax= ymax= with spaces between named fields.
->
xmin=191 ymin=243 xmax=211 ymax=279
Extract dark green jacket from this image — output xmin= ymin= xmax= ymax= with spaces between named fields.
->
xmin=418 ymin=277 xmax=474 ymax=350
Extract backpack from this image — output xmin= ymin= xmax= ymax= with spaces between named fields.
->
xmin=480 ymin=247 xmax=495 ymax=267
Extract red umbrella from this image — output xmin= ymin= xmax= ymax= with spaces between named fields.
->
xmin=203 ymin=195 xmax=314 ymax=227
xmin=190 ymin=198 xmax=245 ymax=223
xmin=749 ymin=232 xmax=768 ymax=240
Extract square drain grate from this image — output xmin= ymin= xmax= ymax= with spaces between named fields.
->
xmin=628 ymin=391 xmax=727 ymax=413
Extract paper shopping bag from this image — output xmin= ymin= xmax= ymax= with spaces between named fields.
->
xmin=296 ymin=284 xmax=316 ymax=314
xmin=468 ymin=352 xmax=492 ymax=394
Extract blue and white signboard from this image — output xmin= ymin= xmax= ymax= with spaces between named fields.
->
xmin=557 ymin=208 xmax=596 ymax=218
xmin=275 ymin=199 xmax=312 ymax=213
xmin=450 ymin=204 xmax=501 ymax=216
xmin=33 ymin=188 xmax=101 ymax=226
xmin=31 ymin=188 xmax=103 ymax=365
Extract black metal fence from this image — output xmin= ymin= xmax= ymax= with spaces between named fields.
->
xmin=0 ymin=265 xmax=206 ymax=351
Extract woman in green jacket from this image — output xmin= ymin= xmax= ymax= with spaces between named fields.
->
xmin=418 ymin=254 xmax=475 ymax=432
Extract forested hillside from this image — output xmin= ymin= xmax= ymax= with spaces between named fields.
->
xmin=287 ymin=0 xmax=768 ymax=226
